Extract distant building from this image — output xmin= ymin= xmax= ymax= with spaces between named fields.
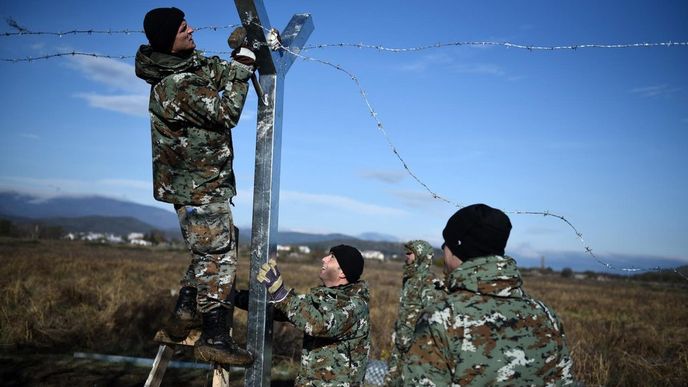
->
xmin=131 ymin=239 xmax=152 ymax=247
xmin=277 ymin=245 xmax=311 ymax=254
xmin=85 ymin=232 xmax=104 ymax=241
xmin=361 ymin=250 xmax=384 ymax=261
xmin=127 ymin=232 xmax=145 ymax=241
xmin=106 ymin=234 xmax=123 ymax=244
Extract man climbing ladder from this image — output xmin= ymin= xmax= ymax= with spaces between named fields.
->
xmin=135 ymin=6 xmax=257 ymax=366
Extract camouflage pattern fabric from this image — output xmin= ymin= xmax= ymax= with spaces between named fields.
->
xmin=274 ymin=281 xmax=371 ymax=386
xmin=402 ymin=255 xmax=574 ymax=386
xmin=384 ymin=240 xmax=444 ymax=386
xmin=176 ymin=201 xmax=237 ymax=313
xmin=135 ymin=44 xmax=253 ymax=205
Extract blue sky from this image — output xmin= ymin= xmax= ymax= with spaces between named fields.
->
xmin=1 ymin=1 xmax=687 ymax=270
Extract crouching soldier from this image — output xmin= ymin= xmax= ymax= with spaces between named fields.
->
xmin=255 ymin=245 xmax=371 ymax=385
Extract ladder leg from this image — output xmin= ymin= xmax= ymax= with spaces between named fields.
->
xmin=144 ymin=344 xmax=175 ymax=387
xmin=206 ymin=363 xmax=230 ymax=387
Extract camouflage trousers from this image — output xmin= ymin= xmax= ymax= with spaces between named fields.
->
xmin=175 ymin=201 xmax=238 ymax=313
xmin=383 ymin=344 xmax=403 ymax=386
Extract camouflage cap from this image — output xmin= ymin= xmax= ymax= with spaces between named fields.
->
xmin=404 ymin=240 xmax=434 ymax=261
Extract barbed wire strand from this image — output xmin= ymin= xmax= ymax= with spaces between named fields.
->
xmin=302 ymin=41 xmax=688 ymax=52
xmin=3 ymin=19 xmax=687 ymax=52
xmin=250 ymin=21 xmax=687 ymax=280
xmin=1 ymin=19 xmax=240 ymax=37
xmin=2 ymin=19 xmax=685 ymax=278
xmin=3 ymin=19 xmax=687 ymax=62
xmin=4 ymin=40 xmax=688 ymax=62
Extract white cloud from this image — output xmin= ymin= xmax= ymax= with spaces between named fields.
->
xmin=390 ymin=189 xmax=455 ymax=210
xmin=399 ymin=53 xmax=507 ymax=77
xmin=280 ymin=190 xmax=406 ymax=216
xmin=630 ymin=84 xmax=680 ymax=98
xmin=509 ymin=242 xmax=542 ymax=259
xmin=0 ymin=176 xmax=162 ymax=209
xmin=359 ymin=170 xmax=406 ymax=184
xmin=399 ymin=53 xmax=454 ymax=72
xmin=451 ymin=63 xmax=505 ymax=76
xmin=20 ymin=133 xmax=40 ymax=140
xmin=67 ymin=55 xmax=145 ymax=93
xmin=99 ymin=179 xmax=152 ymax=190
xmin=239 ymin=108 xmax=256 ymax=122
xmin=66 ymin=55 xmax=149 ymax=117
xmin=74 ymin=92 xmax=149 ymax=117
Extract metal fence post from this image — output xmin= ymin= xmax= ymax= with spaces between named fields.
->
xmin=232 ymin=1 xmax=313 ymax=386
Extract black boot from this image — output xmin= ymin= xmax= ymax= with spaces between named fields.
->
xmin=194 ymin=307 xmax=253 ymax=366
xmin=163 ymin=287 xmax=198 ymax=341
xmin=174 ymin=286 xmax=197 ymax=321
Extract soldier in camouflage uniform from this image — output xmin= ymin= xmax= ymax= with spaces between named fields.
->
xmin=135 ymin=7 xmax=257 ymax=365
xmin=402 ymin=204 xmax=574 ymax=385
xmin=384 ymin=240 xmax=444 ymax=386
xmin=256 ymin=245 xmax=371 ymax=386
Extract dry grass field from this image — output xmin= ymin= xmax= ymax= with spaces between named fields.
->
xmin=1 ymin=239 xmax=687 ymax=386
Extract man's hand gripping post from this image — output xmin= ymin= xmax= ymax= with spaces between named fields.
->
xmin=228 ymin=26 xmax=277 ymax=106
xmin=256 ymin=259 xmax=290 ymax=303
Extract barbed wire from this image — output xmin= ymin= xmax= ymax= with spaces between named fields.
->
xmin=2 ymin=19 xmax=685 ymax=278
xmin=302 ymin=41 xmax=688 ymax=52
xmin=250 ymin=21 xmax=688 ymax=280
xmin=1 ymin=52 xmax=136 ymax=62
xmin=1 ymin=19 xmax=240 ymax=37
xmin=3 ymin=20 xmax=687 ymax=62
xmin=4 ymin=40 xmax=688 ymax=62
xmin=4 ymin=41 xmax=688 ymax=62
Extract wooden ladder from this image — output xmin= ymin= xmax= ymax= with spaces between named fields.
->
xmin=144 ymin=329 xmax=231 ymax=387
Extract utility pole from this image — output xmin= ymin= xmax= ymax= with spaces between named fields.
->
xmin=232 ymin=1 xmax=313 ymax=386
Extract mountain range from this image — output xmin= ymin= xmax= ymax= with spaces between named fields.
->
xmin=0 ymin=191 xmax=400 ymax=246
xmin=2 ymin=191 xmax=686 ymax=273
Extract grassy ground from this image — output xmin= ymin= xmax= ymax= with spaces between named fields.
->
xmin=1 ymin=239 xmax=687 ymax=386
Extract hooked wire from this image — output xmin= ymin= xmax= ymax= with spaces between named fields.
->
xmin=250 ymin=21 xmax=688 ymax=280
xmin=2 ymin=18 xmax=686 ymax=279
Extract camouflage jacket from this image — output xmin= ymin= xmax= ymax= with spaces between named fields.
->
xmin=134 ymin=45 xmax=253 ymax=205
xmin=274 ymin=281 xmax=371 ymax=386
xmin=385 ymin=241 xmax=445 ymax=386
xmin=402 ymin=255 xmax=574 ymax=386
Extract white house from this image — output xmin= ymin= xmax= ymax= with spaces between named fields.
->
xmin=131 ymin=239 xmax=152 ymax=247
xmin=127 ymin=232 xmax=145 ymax=241
xmin=361 ymin=250 xmax=384 ymax=261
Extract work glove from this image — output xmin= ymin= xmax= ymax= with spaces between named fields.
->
xmin=231 ymin=47 xmax=256 ymax=66
xmin=266 ymin=28 xmax=282 ymax=51
xmin=256 ymin=259 xmax=289 ymax=303
xmin=228 ymin=26 xmax=256 ymax=66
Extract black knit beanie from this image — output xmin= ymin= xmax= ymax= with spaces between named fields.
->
xmin=330 ymin=245 xmax=364 ymax=283
xmin=143 ymin=7 xmax=185 ymax=53
xmin=442 ymin=203 xmax=512 ymax=261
